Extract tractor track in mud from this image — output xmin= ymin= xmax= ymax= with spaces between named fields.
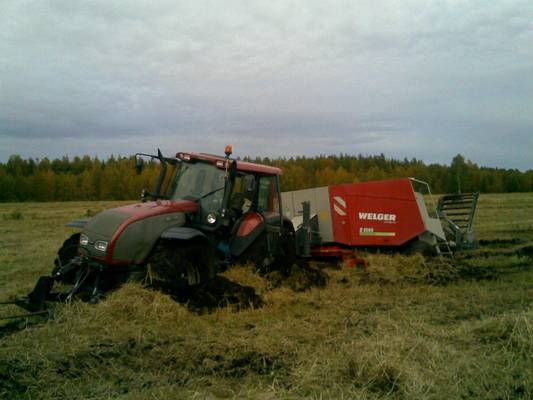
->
xmin=458 ymin=242 xmax=533 ymax=259
xmin=164 ymin=260 xmax=329 ymax=313
xmin=478 ymin=238 xmax=527 ymax=247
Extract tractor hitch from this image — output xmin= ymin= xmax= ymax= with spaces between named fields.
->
xmin=0 ymin=256 xmax=93 ymax=321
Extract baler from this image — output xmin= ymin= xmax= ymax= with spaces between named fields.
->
xmin=282 ymin=178 xmax=478 ymax=258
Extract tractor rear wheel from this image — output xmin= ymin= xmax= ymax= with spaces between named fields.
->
xmin=242 ymin=225 xmax=296 ymax=275
xmin=146 ymin=241 xmax=216 ymax=295
xmin=52 ymin=233 xmax=81 ymax=283
xmin=240 ymin=232 xmax=269 ymax=272
xmin=278 ymin=224 xmax=296 ymax=268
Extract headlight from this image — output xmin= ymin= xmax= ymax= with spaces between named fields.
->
xmin=80 ymin=234 xmax=89 ymax=246
xmin=206 ymin=213 xmax=217 ymax=225
xmin=94 ymin=240 xmax=108 ymax=252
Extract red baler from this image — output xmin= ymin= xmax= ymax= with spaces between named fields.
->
xmin=282 ymin=178 xmax=478 ymax=257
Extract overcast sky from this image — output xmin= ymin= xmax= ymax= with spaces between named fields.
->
xmin=1 ymin=0 xmax=531 ymax=170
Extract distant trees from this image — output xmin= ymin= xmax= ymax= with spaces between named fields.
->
xmin=254 ymin=153 xmax=533 ymax=194
xmin=0 ymin=153 xmax=531 ymax=202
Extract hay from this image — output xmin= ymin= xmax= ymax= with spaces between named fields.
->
xmin=264 ymin=261 xmax=329 ymax=292
xmin=360 ymin=254 xmax=459 ymax=284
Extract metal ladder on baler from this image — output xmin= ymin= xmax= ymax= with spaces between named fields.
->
xmin=437 ymin=192 xmax=479 ymax=249
xmin=435 ymin=237 xmax=453 ymax=258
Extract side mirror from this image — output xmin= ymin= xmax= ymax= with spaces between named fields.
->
xmin=135 ymin=157 xmax=144 ymax=175
xmin=243 ymin=175 xmax=256 ymax=193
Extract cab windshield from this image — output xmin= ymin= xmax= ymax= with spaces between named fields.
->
xmin=166 ymin=161 xmax=226 ymax=211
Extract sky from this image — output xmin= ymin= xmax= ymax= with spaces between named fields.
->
xmin=0 ymin=0 xmax=532 ymax=170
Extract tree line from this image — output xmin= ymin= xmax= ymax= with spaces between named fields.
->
xmin=0 ymin=153 xmax=531 ymax=202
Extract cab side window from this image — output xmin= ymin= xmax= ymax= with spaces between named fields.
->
xmin=230 ymin=174 xmax=255 ymax=214
xmin=257 ymin=176 xmax=279 ymax=212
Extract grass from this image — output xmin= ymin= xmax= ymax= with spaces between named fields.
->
xmin=0 ymin=193 xmax=532 ymax=399
xmin=474 ymin=192 xmax=533 ymax=241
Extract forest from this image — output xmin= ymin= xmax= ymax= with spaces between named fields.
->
xmin=0 ymin=153 xmax=531 ymax=202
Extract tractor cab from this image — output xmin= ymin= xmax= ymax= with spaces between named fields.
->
xmin=135 ymin=146 xmax=291 ymax=266
xmin=172 ymin=151 xmax=282 ymax=229
xmin=170 ymin=150 xmax=287 ymax=264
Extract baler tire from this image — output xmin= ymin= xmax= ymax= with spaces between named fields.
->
xmin=147 ymin=241 xmax=215 ymax=295
xmin=52 ymin=233 xmax=81 ymax=284
xmin=407 ymin=240 xmax=436 ymax=257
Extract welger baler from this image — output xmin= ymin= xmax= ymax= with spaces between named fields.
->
xmin=282 ymin=178 xmax=478 ymax=256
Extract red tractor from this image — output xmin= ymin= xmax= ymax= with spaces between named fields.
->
xmin=18 ymin=147 xmax=296 ymax=310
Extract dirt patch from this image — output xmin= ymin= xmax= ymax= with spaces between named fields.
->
xmin=169 ymin=276 xmax=264 ymax=313
xmin=453 ymin=262 xmax=500 ymax=281
xmin=151 ymin=260 xmax=329 ymax=312
xmin=478 ymin=238 xmax=527 ymax=248
xmin=458 ymin=246 xmax=530 ymax=260
xmin=264 ymin=260 xmax=329 ymax=291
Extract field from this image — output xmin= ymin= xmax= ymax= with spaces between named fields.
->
xmin=1 ymin=193 xmax=532 ymax=399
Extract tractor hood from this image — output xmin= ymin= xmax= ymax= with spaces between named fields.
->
xmin=79 ymin=200 xmax=198 ymax=265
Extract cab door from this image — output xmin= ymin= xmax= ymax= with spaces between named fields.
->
xmin=256 ymin=175 xmax=283 ymax=255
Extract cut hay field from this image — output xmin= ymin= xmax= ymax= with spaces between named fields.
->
xmin=0 ymin=193 xmax=532 ymax=399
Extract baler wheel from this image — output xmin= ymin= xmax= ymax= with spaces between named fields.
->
xmin=147 ymin=241 xmax=215 ymax=295
xmin=52 ymin=233 xmax=81 ymax=284
xmin=407 ymin=239 xmax=436 ymax=257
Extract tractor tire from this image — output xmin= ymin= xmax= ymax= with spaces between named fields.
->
xmin=276 ymin=224 xmax=296 ymax=273
xmin=242 ymin=225 xmax=296 ymax=275
xmin=146 ymin=241 xmax=216 ymax=296
xmin=52 ymin=233 xmax=81 ymax=284
xmin=240 ymin=232 xmax=269 ymax=272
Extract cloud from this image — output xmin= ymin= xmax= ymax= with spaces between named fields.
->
xmin=0 ymin=0 xmax=532 ymax=170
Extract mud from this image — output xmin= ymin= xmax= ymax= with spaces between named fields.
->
xmin=453 ymin=261 xmax=500 ymax=281
xmin=444 ymin=241 xmax=532 ymax=282
xmin=478 ymin=238 xmax=527 ymax=248
xmin=457 ymin=243 xmax=533 ymax=260
xmin=168 ymin=276 xmax=264 ymax=313
xmin=264 ymin=260 xmax=329 ymax=291
xmin=167 ymin=261 xmax=329 ymax=312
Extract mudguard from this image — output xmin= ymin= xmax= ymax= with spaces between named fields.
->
xmin=66 ymin=219 xmax=89 ymax=228
xmin=230 ymin=212 xmax=266 ymax=257
xmin=160 ymin=226 xmax=207 ymax=241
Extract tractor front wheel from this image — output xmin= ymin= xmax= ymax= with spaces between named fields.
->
xmin=146 ymin=241 xmax=216 ymax=295
xmin=52 ymin=233 xmax=81 ymax=283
